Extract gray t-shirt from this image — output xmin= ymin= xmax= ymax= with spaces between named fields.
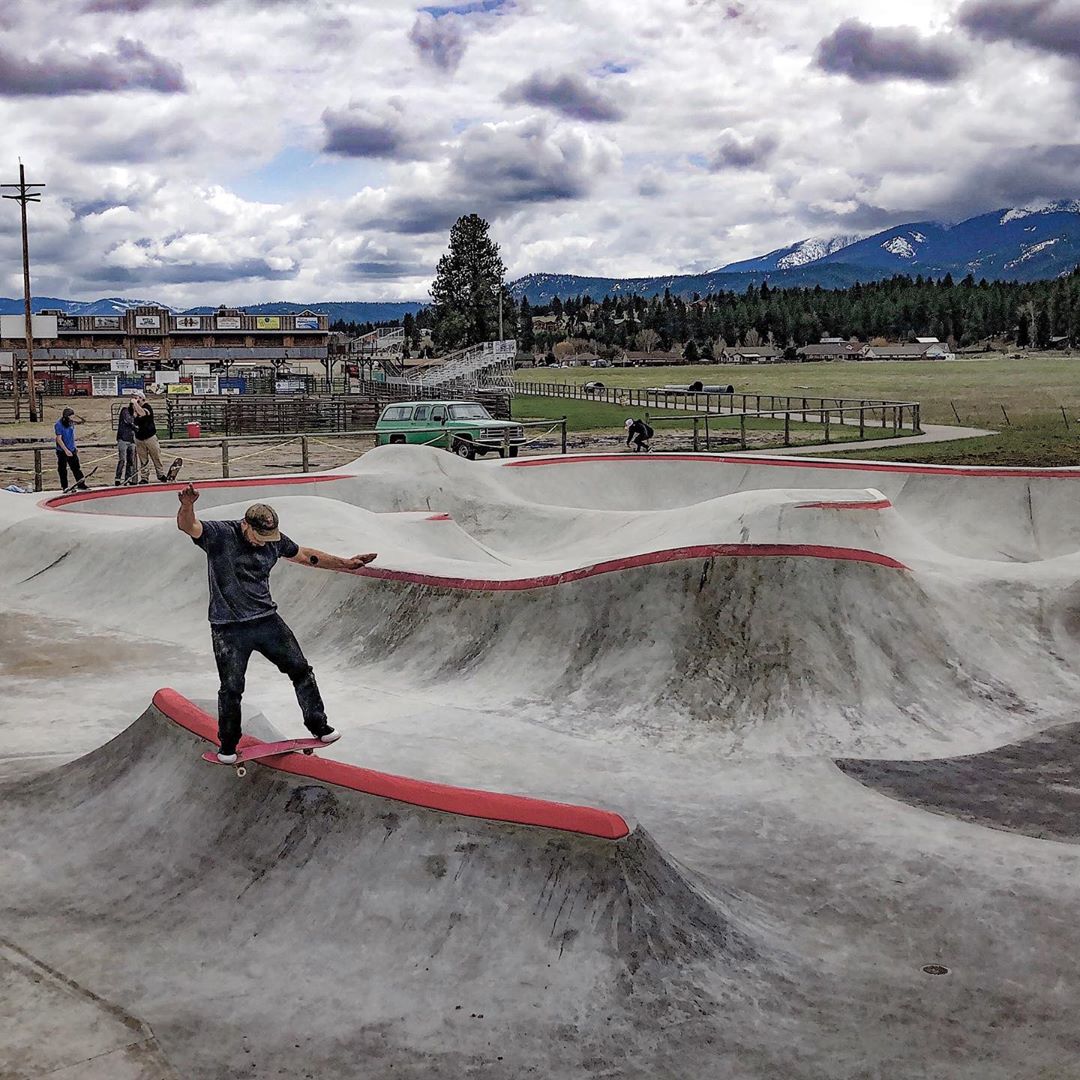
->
xmin=192 ymin=519 xmax=299 ymax=625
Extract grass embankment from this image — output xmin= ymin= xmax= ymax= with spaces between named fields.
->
xmin=513 ymin=395 xmax=866 ymax=447
xmin=517 ymin=354 xmax=1080 ymax=465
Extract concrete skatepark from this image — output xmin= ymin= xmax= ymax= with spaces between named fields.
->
xmin=2 ymin=445 xmax=1080 ymax=1078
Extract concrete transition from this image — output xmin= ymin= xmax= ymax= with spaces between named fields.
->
xmin=2 ymin=446 xmax=1080 ymax=1077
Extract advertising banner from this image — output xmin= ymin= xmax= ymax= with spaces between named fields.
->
xmin=0 ymin=315 xmax=58 ymax=338
xmin=57 ymin=315 xmax=79 ymax=332
xmin=136 ymin=343 xmax=161 ymax=360
xmin=93 ymin=316 xmax=121 ymax=330
xmin=134 ymin=315 xmax=161 ymax=329
xmin=111 ymin=357 xmax=136 ymax=373
xmin=167 ymin=383 xmax=193 ymax=395
xmin=256 ymin=316 xmax=281 ymax=330
xmin=294 ymin=316 xmax=319 ymax=330
xmin=174 ymin=315 xmax=202 ymax=330
xmin=216 ymin=316 xmax=242 ymax=330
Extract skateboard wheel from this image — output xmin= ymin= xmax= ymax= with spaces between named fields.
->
xmin=236 ymin=766 xmax=247 ymax=778
xmin=303 ymin=748 xmax=314 ymax=755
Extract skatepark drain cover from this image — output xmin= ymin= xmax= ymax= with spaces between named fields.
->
xmin=922 ymin=965 xmax=950 ymax=976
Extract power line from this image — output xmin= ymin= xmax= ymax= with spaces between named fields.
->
xmin=1 ymin=163 xmax=46 ymax=422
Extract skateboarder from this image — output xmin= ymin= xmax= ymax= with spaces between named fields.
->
xmin=624 ymin=417 xmax=653 ymax=452
xmin=115 ymin=398 xmax=137 ymax=485
xmin=54 ymin=407 xmax=88 ymax=491
xmin=177 ymin=483 xmax=377 ymax=763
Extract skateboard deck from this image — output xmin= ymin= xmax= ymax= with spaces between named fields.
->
xmin=201 ymin=737 xmax=324 ymax=777
xmin=164 ymin=457 xmax=182 ymax=483
xmin=61 ymin=465 xmax=99 ymax=494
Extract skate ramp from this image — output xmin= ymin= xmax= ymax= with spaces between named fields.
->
xmin=0 ymin=698 xmax=775 ymax=1078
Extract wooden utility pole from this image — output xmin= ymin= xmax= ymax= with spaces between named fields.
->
xmin=1 ymin=163 xmax=45 ymax=422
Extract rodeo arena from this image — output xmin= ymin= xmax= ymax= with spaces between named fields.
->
xmin=3 ymin=305 xmax=1080 ymax=1079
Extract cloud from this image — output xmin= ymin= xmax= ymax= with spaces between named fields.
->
xmin=0 ymin=38 xmax=185 ymax=96
xmin=409 ymin=12 xmax=467 ymax=72
xmin=321 ymin=102 xmax=426 ymax=161
xmin=957 ymin=0 xmax=1080 ymax=62
xmin=815 ymin=18 xmax=967 ymax=84
xmin=709 ymin=130 xmax=777 ymax=170
xmin=501 ymin=72 xmax=625 ymax=122
xmin=97 ymin=257 xmax=296 ymax=285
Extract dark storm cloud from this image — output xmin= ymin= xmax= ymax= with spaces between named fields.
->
xmin=409 ymin=13 xmax=467 ymax=72
xmin=501 ymin=72 xmax=625 ymax=123
xmin=709 ymin=131 xmax=777 ymax=170
xmin=452 ymin=120 xmax=595 ymax=204
xmin=958 ymin=0 xmax=1080 ymax=62
xmin=350 ymin=259 xmax=431 ymax=278
xmin=0 ymin=39 xmax=186 ymax=96
xmin=96 ymin=258 xmax=296 ymax=285
xmin=322 ymin=108 xmax=407 ymax=159
xmin=815 ymin=19 xmax=967 ymax=84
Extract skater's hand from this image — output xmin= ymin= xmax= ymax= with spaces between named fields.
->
xmin=343 ymin=553 xmax=377 ymax=570
xmin=178 ymin=483 xmax=199 ymax=506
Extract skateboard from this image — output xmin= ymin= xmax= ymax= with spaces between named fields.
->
xmin=163 ymin=457 xmax=182 ymax=483
xmin=61 ymin=464 xmax=99 ymax=494
xmin=201 ymin=737 xmax=324 ymax=778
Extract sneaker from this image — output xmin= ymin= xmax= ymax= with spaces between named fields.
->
xmin=114 ymin=480 xmax=122 ymax=486
xmin=216 ymin=750 xmax=238 ymax=764
xmin=317 ymin=729 xmax=341 ymax=745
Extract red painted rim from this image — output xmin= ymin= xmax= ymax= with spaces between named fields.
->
xmin=500 ymin=453 xmax=1080 ymax=479
xmin=154 ymin=688 xmax=630 ymax=840
xmin=42 ymin=473 xmax=352 ymax=510
xmin=349 ymin=543 xmax=909 ymax=590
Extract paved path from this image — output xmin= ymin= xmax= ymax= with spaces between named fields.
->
xmin=746 ymin=422 xmax=995 ymax=456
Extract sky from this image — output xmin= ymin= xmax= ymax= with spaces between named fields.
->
xmin=2 ymin=0 xmax=1080 ymax=306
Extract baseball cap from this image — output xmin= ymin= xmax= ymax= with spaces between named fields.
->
xmin=244 ymin=503 xmax=281 ymax=541
xmin=62 ymin=407 xmax=76 ymax=417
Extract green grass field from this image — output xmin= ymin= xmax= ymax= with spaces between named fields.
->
xmin=516 ymin=354 xmax=1080 ymax=465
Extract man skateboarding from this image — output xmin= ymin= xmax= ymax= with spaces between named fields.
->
xmin=176 ymin=483 xmax=377 ymax=763
xmin=624 ymin=417 xmax=654 ymax=452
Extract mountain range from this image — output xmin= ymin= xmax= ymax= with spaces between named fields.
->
xmin=510 ymin=200 xmax=1080 ymax=304
xmin=0 ymin=297 xmax=425 ymax=323
xmin=5 ymin=201 xmax=1080 ymax=316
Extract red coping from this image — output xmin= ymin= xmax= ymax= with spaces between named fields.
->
xmin=154 ymin=688 xmax=630 ymax=841
xmin=796 ymin=498 xmax=892 ymax=511
xmin=500 ymin=453 xmax=1080 ymax=480
xmin=43 ymin=473 xmax=351 ymax=510
xmin=350 ymin=543 xmax=909 ymax=590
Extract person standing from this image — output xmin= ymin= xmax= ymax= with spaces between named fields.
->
xmin=54 ymin=407 xmax=88 ymax=491
xmin=176 ymin=483 xmax=378 ymax=763
xmin=115 ymin=398 xmax=137 ymax=486
xmin=132 ymin=394 xmax=166 ymax=483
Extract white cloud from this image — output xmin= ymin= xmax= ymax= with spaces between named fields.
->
xmin=0 ymin=0 xmax=1078 ymax=304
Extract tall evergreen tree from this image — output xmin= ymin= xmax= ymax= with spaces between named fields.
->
xmin=429 ymin=214 xmax=507 ymax=350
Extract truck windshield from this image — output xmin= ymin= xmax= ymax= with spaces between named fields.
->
xmin=449 ymin=404 xmax=492 ymax=420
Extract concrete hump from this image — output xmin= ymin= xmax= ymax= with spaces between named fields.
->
xmin=0 ymin=698 xmax=771 ymax=1077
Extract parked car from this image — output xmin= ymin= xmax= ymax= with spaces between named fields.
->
xmin=375 ymin=400 xmax=526 ymax=460
xmin=589 ymin=359 xmax=612 ymax=368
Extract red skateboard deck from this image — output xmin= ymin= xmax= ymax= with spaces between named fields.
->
xmin=201 ymin=737 xmax=324 ymax=776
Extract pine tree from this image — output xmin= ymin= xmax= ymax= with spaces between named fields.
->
xmin=429 ymin=214 xmax=507 ymax=350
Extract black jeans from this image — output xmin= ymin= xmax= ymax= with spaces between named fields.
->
xmin=210 ymin=613 xmax=329 ymax=754
xmin=630 ymin=435 xmax=650 ymax=452
xmin=56 ymin=450 xmax=86 ymax=490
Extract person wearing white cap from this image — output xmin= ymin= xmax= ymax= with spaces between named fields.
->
xmin=176 ymin=483 xmax=377 ymax=763
xmin=624 ymin=417 xmax=653 ymax=452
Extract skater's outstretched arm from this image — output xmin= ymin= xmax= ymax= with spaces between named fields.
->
xmin=176 ymin=483 xmax=203 ymax=539
xmin=287 ymin=547 xmax=376 ymax=572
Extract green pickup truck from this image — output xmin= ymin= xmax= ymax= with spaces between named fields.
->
xmin=374 ymin=400 xmax=526 ymax=459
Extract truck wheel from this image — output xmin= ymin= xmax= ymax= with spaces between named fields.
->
xmin=389 ymin=434 xmax=406 ymax=444
xmin=453 ymin=438 xmax=475 ymax=460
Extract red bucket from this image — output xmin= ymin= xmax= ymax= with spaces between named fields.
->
xmin=186 ymin=422 xmax=201 ymax=439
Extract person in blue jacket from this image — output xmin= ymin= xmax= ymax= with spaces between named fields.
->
xmin=54 ymin=407 xmax=88 ymax=490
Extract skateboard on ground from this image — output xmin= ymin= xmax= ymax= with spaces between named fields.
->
xmin=201 ymin=737 xmax=324 ymax=778
xmin=163 ymin=457 xmax=182 ymax=483
xmin=61 ymin=465 xmax=99 ymax=494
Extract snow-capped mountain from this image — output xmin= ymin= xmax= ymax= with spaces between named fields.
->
xmin=715 ymin=235 xmax=863 ymax=274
